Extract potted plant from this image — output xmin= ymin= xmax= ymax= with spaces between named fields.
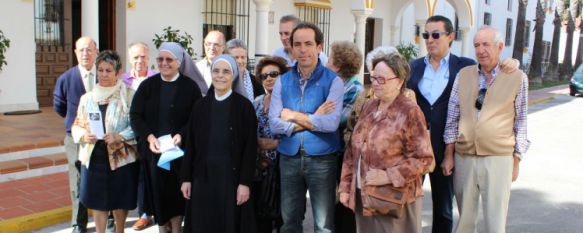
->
xmin=396 ymin=42 xmax=418 ymax=62
xmin=0 ymin=30 xmax=10 ymax=72
xmin=153 ymin=26 xmax=196 ymax=57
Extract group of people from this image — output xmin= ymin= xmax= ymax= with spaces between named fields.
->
xmin=53 ymin=13 xmax=529 ymax=233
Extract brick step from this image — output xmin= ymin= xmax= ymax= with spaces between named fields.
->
xmin=0 ymin=152 xmax=68 ymax=183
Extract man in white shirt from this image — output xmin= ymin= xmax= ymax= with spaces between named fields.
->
xmin=273 ymin=14 xmax=327 ymax=67
xmin=196 ymin=30 xmax=225 ymax=89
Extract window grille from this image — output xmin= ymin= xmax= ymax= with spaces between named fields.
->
xmin=524 ymin=21 xmax=531 ymax=47
xmin=34 ymin=0 xmax=64 ymax=46
xmin=505 ymin=18 xmax=513 ymax=46
xmin=296 ymin=5 xmax=331 ymax=54
xmin=484 ymin=12 xmax=492 ymax=26
xmin=202 ymin=0 xmax=250 ymax=57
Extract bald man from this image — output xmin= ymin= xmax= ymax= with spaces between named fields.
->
xmin=54 ymin=36 xmax=98 ymax=233
xmin=196 ymin=30 xmax=225 ymax=90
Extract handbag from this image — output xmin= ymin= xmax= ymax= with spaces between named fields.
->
xmin=363 ymin=182 xmax=409 ymax=218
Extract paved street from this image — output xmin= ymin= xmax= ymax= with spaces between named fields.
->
xmin=34 ymin=94 xmax=583 ymax=233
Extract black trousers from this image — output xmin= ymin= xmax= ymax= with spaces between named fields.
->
xmin=424 ymin=168 xmax=454 ymax=233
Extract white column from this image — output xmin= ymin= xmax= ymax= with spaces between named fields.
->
xmin=388 ymin=25 xmax=400 ymax=46
xmin=461 ymin=27 xmax=472 ymax=57
xmin=416 ymin=20 xmax=427 ymax=58
xmin=352 ymin=9 xmax=373 ymax=84
xmin=81 ymin=0 xmax=99 ymax=47
xmin=253 ymin=0 xmax=272 ymax=57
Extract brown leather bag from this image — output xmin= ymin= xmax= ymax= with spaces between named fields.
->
xmin=363 ymin=184 xmax=409 ymax=218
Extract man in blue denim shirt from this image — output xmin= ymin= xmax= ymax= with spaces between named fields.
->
xmin=269 ymin=22 xmax=344 ymax=233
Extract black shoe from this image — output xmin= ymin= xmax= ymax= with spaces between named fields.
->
xmin=106 ymin=218 xmax=115 ymax=233
xmin=71 ymin=225 xmax=87 ymax=233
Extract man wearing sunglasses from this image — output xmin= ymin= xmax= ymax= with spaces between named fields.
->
xmin=443 ymin=26 xmax=530 ymax=233
xmin=408 ymin=15 xmax=519 ymax=233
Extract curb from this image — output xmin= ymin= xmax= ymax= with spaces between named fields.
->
xmin=528 ymin=96 xmax=555 ymax=106
xmin=0 ymin=206 xmax=71 ymax=233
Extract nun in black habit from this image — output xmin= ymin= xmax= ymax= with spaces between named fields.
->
xmin=180 ymin=54 xmax=258 ymax=233
xmin=130 ymin=42 xmax=203 ymax=233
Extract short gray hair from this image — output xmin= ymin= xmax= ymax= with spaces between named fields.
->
xmin=225 ymin=39 xmax=247 ymax=53
xmin=128 ymin=42 xmax=149 ymax=51
xmin=280 ymin=14 xmax=301 ymax=26
xmin=477 ymin=26 xmax=504 ymax=46
xmin=365 ymin=46 xmax=399 ymax=71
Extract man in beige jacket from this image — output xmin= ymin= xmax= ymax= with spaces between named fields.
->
xmin=442 ymin=26 xmax=530 ymax=233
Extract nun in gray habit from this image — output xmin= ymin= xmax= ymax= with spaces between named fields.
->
xmin=180 ymin=54 xmax=258 ymax=233
xmin=130 ymin=42 xmax=202 ymax=232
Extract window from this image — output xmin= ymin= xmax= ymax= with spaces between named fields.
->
xmin=505 ymin=18 xmax=513 ymax=46
xmin=34 ymin=0 xmax=64 ymax=46
xmin=524 ymin=21 xmax=531 ymax=47
xmin=542 ymin=41 xmax=551 ymax=62
xmin=296 ymin=5 xmax=331 ymax=54
xmin=485 ymin=0 xmax=491 ymax=5
xmin=202 ymin=0 xmax=250 ymax=55
xmin=484 ymin=12 xmax=492 ymax=26
xmin=454 ymin=14 xmax=461 ymax=41
xmin=508 ymin=0 xmax=512 ymax=11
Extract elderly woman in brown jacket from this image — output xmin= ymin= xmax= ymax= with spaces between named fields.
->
xmin=338 ymin=49 xmax=434 ymax=233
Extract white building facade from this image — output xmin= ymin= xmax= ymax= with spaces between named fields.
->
xmin=0 ymin=0 xmax=571 ymax=112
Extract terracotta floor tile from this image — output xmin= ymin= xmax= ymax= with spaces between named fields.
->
xmin=0 ymin=188 xmax=25 ymax=198
xmin=43 ymin=153 xmax=68 ymax=165
xmin=0 ymin=206 xmax=34 ymax=220
xmin=21 ymin=191 xmax=59 ymax=203
xmin=0 ymin=196 xmax=31 ymax=209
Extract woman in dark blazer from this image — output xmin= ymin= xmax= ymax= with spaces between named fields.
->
xmin=130 ymin=42 xmax=202 ymax=233
xmin=180 ymin=54 xmax=257 ymax=233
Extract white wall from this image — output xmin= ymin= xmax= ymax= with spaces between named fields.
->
xmin=124 ymin=0 xmax=203 ymax=72
xmin=0 ymin=0 xmax=38 ymax=112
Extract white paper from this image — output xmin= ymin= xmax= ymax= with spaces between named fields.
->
xmin=157 ymin=147 xmax=184 ymax=171
xmin=157 ymin=134 xmax=176 ymax=153
xmin=88 ymin=112 xmax=105 ymax=139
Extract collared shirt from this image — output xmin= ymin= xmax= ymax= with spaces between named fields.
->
xmin=160 ymin=73 xmax=180 ymax=82
xmin=78 ymin=65 xmax=96 ymax=92
xmin=121 ymin=69 xmax=156 ymax=91
xmin=444 ymin=64 xmax=531 ymax=159
xmin=273 ymin=47 xmax=328 ymax=67
xmin=419 ymin=53 xmax=451 ymax=105
xmin=195 ymin=58 xmax=212 ymax=87
xmin=340 ymin=76 xmax=364 ymax=128
xmin=269 ymin=66 xmax=344 ymax=137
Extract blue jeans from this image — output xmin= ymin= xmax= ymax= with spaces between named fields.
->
xmin=280 ymin=152 xmax=337 ymax=233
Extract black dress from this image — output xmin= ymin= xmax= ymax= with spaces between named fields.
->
xmin=80 ymin=104 xmax=139 ymax=211
xmin=130 ymin=74 xmax=202 ymax=225
xmin=181 ymin=90 xmax=258 ymax=233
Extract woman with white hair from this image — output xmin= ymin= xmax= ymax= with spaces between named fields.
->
xmin=180 ymin=54 xmax=258 ymax=233
xmin=130 ymin=42 xmax=202 ymax=233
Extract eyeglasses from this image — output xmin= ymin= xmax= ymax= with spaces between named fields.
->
xmin=369 ymin=75 xmax=399 ymax=84
xmin=475 ymin=88 xmax=487 ymax=110
xmin=259 ymin=71 xmax=281 ymax=80
xmin=422 ymin=31 xmax=450 ymax=40
xmin=156 ymin=57 xmax=175 ymax=63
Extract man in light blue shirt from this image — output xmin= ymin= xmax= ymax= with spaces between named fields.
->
xmin=269 ymin=22 xmax=343 ymax=233
xmin=419 ymin=52 xmax=451 ymax=105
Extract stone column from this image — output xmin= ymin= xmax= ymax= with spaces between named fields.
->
xmin=253 ymin=0 xmax=273 ymax=57
xmin=416 ymin=20 xmax=427 ymax=58
xmin=81 ymin=0 xmax=99 ymax=47
xmin=352 ymin=9 xmax=373 ymax=83
xmin=460 ymin=27 xmax=472 ymax=57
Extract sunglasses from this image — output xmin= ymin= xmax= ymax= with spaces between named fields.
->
xmin=369 ymin=75 xmax=399 ymax=85
xmin=156 ymin=57 xmax=175 ymax=63
xmin=475 ymin=88 xmax=487 ymax=110
xmin=259 ymin=71 xmax=281 ymax=80
xmin=422 ymin=31 xmax=450 ymax=40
